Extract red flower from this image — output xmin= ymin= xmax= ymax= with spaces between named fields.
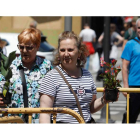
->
xmin=101 ymin=64 xmax=104 ymax=67
xmin=111 ymin=59 xmax=115 ymax=63
xmin=100 ymin=57 xmax=105 ymax=67
xmin=99 ymin=58 xmax=122 ymax=89
xmin=117 ymin=65 xmax=121 ymax=69
xmin=115 ymin=70 xmax=118 ymax=73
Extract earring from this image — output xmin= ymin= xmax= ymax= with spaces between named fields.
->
xmin=57 ymin=56 xmax=61 ymax=64
xmin=76 ymin=57 xmax=80 ymax=66
xmin=57 ymin=57 xmax=60 ymax=61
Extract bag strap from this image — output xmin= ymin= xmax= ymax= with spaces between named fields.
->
xmin=55 ymin=67 xmax=85 ymax=121
xmin=133 ymin=38 xmax=140 ymax=44
xmin=19 ymin=65 xmax=28 ymax=123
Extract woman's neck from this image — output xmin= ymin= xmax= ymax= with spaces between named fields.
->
xmin=22 ymin=60 xmax=35 ymax=70
xmin=59 ymin=64 xmax=82 ymax=78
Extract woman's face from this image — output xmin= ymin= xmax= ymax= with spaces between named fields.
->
xmin=18 ymin=40 xmax=39 ymax=64
xmin=59 ymin=38 xmax=80 ymax=67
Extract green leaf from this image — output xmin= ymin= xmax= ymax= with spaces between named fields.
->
xmin=5 ymin=81 xmax=10 ymax=87
xmin=0 ymin=63 xmax=12 ymax=80
xmin=3 ymin=51 xmax=16 ymax=70
xmin=0 ymin=62 xmax=8 ymax=77
xmin=3 ymin=89 xmax=7 ymax=97
xmin=5 ymin=68 xmax=12 ymax=80
xmin=117 ymin=83 xmax=122 ymax=87
xmin=0 ymin=52 xmax=8 ymax=61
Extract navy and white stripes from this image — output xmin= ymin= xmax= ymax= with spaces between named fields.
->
xmin=39 ymin=66 xmax=97 ymax=123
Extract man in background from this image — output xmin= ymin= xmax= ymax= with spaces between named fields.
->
xmin=79 ymin=23 xmax=96 ymax=70
xmin=29 ymin=20 xmax=43 ymax=35
xmin=121 ymin=18 xmax=140 ymax=123
xmin=122 ymin=17 xmax=138 ymax=51
xmin=29 ymin=20 xmax=54 ymax=52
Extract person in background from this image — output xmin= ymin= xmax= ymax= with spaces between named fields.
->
xmin=120 ymin=22 xmax=132 ymax=37
xmin=29 ymin=20 xmax=55 ymax=52
xmin=38 ymin=31 xmax=119 ymax=123
xmin=79 ymin=23 xmax=96 ymax=70
xmin=122 ymin=17 xmax=138 ymax=51
xmin=29 ymin=20 xmax=37 ymax=28
xmin=98 ymin=23 xmax=124 ymax=59
xmin=0 ymin=28 xmax=52 ymax=123
xmin=96 ymin=23 xmax=123 ymax=81
xmin=29 ymin=20 xmax=43 ymax=35
xmin=121 ymin=18 xmax=140 ymax=123
xmin=0 ymin=38 xmax=7 ymax=56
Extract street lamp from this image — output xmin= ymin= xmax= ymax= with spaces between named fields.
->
xmin=64 ymin=17 xmax=72 ymax=31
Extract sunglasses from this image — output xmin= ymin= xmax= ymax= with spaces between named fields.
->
xmin=17 ymin=44 xmax=35 ymax=52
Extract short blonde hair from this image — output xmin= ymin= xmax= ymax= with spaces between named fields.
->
xmin=18 ymin=28 xmax=41 ymax=47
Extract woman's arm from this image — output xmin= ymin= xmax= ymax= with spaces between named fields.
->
xmin=39 ymin=93 xmax=54 ymax=123
xmin=98 ymin=34 xmax=104 ymax=46
xmin=90 ymin=94 xmax=107 ymax=113
xmin=114 ymin=34 xmax=124 ymax=46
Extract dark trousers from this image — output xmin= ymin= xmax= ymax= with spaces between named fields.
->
xmin=122 ymin=86 xmax=140 ymax=123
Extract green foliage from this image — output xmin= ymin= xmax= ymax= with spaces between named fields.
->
xmin=3 ymin=51 xmax=16 ymax=70
xmin=0 ymin=51 xmax=16 ymax=97
xmin=99 ymin=58 xmax=122 ymax=89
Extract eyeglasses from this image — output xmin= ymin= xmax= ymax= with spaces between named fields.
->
xmin=17 ymin=44 xmax=35 ymax=52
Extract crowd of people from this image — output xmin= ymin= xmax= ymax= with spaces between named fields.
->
xmin=0 ymin=17 xmax=140 ymax=123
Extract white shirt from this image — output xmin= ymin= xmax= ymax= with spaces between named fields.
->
xmin=79 ymin=28 xmax=96 ymax=42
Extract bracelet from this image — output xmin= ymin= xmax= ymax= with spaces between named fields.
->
xmin=101 ymin=97 xmax=106 ymax=105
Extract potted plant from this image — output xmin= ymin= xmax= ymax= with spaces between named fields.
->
xmin=0 ymin=51 xmax=16 ymax=104
xmin=99 ymin=57 xmax=122 ymax=102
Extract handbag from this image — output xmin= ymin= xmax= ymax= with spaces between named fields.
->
xmin=19 ymin=65 xmax=28 ymax=123
xmin=55 ymin=67 xmax=96 ymax=123
xmin=90 ymin=52 xmax=100 ymax=73
xmin=83 ymin=42 xmax=95 ymax=55
xmin=109 ymin=45 xmax=118 ymax=59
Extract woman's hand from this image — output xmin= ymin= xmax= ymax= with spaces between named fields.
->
xmin=0 ymin=95 xmax=5 ymax=106
xmin=102 ymin=91 xmax=120 ymax=104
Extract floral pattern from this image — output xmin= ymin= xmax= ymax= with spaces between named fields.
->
xmin=0 ymin=55 xmax=52 ymax=122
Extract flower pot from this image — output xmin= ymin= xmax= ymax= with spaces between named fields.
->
xmin=0 ymin=92 xmax=12 ymax=104
xmin=105 ymin=88 xmax=118 ymax=102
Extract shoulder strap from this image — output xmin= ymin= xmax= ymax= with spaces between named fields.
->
xmin=19 ymin=65 xmax=28 ymax=123
xmin=55 ymin=67 xmax=85 ymax=121
xmin=133 ymin=38 xmax=140 ymax=44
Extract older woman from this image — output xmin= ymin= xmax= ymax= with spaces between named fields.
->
xmin=0 ymin=28 xmax=52 ymax=123
xmin=38 ymin=31 xmax=119 ymax=123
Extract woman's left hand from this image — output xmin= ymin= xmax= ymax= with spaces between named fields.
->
xmin=102 ymin=92 xmax=120 ymax=104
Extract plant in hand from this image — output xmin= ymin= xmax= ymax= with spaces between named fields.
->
xmin=100 ymin=57 xmax=122 ymax=89
xmin=99 ymin=58 xmax=122 ymax=101
xmin=0 ymin=51 xmax=16 ymax=97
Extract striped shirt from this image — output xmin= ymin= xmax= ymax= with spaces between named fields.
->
xmin=39 ymin=66 xmax=97 ymax=123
